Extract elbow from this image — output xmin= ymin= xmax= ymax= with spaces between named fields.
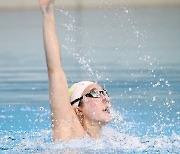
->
xmin=47 ymin=67 xmax=55 ymax=74
xmin=47 ymin=65 xmax=64 ymax=74
xmin=47 ymin=67 xmax=67 ymax=81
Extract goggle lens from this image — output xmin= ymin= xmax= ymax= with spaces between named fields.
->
xmin=70 ymin=88 xmax=110 ymax=106
xmin=86 ymin=88 xmax=109 ymax=98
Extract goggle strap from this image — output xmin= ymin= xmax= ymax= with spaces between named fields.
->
xmin=70 ymin=96 xmax=83 ymax=106
xmin=70 ymin=89 xmax=109 ymax=105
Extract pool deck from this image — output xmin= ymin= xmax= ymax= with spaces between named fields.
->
xmin=0 ymin=0 xmax=180 ymax=10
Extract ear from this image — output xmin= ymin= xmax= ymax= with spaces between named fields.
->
xmin=74 ymin=107 xmax=84 ymax=123
xmin=74 ymin=107 xmax=83 ymax=115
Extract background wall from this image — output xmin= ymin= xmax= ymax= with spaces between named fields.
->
xmin=0 ymin=0 xmax=180 ymax=10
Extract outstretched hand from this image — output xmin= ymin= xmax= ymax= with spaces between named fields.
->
xmin=39 ymin=0 xmax=54 ymax=14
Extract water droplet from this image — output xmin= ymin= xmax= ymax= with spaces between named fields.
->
xmin=125 ymin=10 xmax=129 ymax=13
xmin=40 ymin=107 xmax=44 ymax=111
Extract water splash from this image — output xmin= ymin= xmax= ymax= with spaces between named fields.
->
xmin=1 ymin=127 xmax=179 ymax=153
xmin=57 ymin=9 xmax=103 ymax=81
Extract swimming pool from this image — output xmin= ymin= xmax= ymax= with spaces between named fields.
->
xmin=0 ymin=8 xmax=180 ymax=153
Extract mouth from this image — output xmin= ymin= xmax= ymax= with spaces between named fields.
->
xmin=102 ymin=107 xmax=110 ymax=114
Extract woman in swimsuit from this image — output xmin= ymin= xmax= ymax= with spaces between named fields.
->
xmin=39 ymin=0 xmax=112 ymax=141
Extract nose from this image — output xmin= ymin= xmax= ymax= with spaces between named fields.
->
xmin=102 ymin=96 xmax=111 ymax=108
xmin=101 ymin=94 xmax=110 ymax=104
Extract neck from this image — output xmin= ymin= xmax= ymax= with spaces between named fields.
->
xmin=82 ymin=117 xmax=102 ymax=139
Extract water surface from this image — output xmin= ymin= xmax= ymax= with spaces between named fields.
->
xmin=0 ymin=8 xmax=180 ymax=153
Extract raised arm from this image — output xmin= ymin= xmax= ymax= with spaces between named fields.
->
xmin=40 ymin=0 xmax=61 ymax=70
xmin=39 ymin=0 xmax=76 ymax=141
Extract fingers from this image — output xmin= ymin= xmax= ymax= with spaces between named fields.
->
xmin=46 ymin=0 xmax=54 ymax=13
xmin=39 ymin=0 xmax=54 ymax=14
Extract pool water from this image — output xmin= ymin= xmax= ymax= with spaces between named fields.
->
xmin=0 ymin=8 xmax=180 ymax=153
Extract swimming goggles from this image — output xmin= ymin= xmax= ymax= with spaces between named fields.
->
xmin=70 ymin=88 xmax=109 ymax=106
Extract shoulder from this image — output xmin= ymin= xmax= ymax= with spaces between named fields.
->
xmin=53 ymin=108 xmax=86 ymax=141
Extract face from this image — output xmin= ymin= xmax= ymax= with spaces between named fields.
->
xmin=79 ymin=83 xmax=112 ymax=124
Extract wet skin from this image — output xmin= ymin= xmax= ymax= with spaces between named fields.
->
xmin=77 ymin=83 xmax=112 ymax=124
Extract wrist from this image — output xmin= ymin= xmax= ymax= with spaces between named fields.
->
xmin=43 ymin=11 xmax=54 ymax=19
xmin=41 ymin=5 xmax=54 ymax=16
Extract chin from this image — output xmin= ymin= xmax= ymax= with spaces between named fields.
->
xmin=99 ymin=115 xmax=112 ymax=124
xmin=99 ymin=119 xmax=111 ymax=125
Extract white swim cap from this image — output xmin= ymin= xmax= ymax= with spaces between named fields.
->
xmin=68 ymin=81 xmax=94 ymax=107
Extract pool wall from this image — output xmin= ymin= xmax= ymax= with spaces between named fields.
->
xmin=0 ymin=0 xmax=180 ymax=10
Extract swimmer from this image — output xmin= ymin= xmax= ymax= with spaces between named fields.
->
xmin=39 ymin=0 xmax=112 ymax=141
